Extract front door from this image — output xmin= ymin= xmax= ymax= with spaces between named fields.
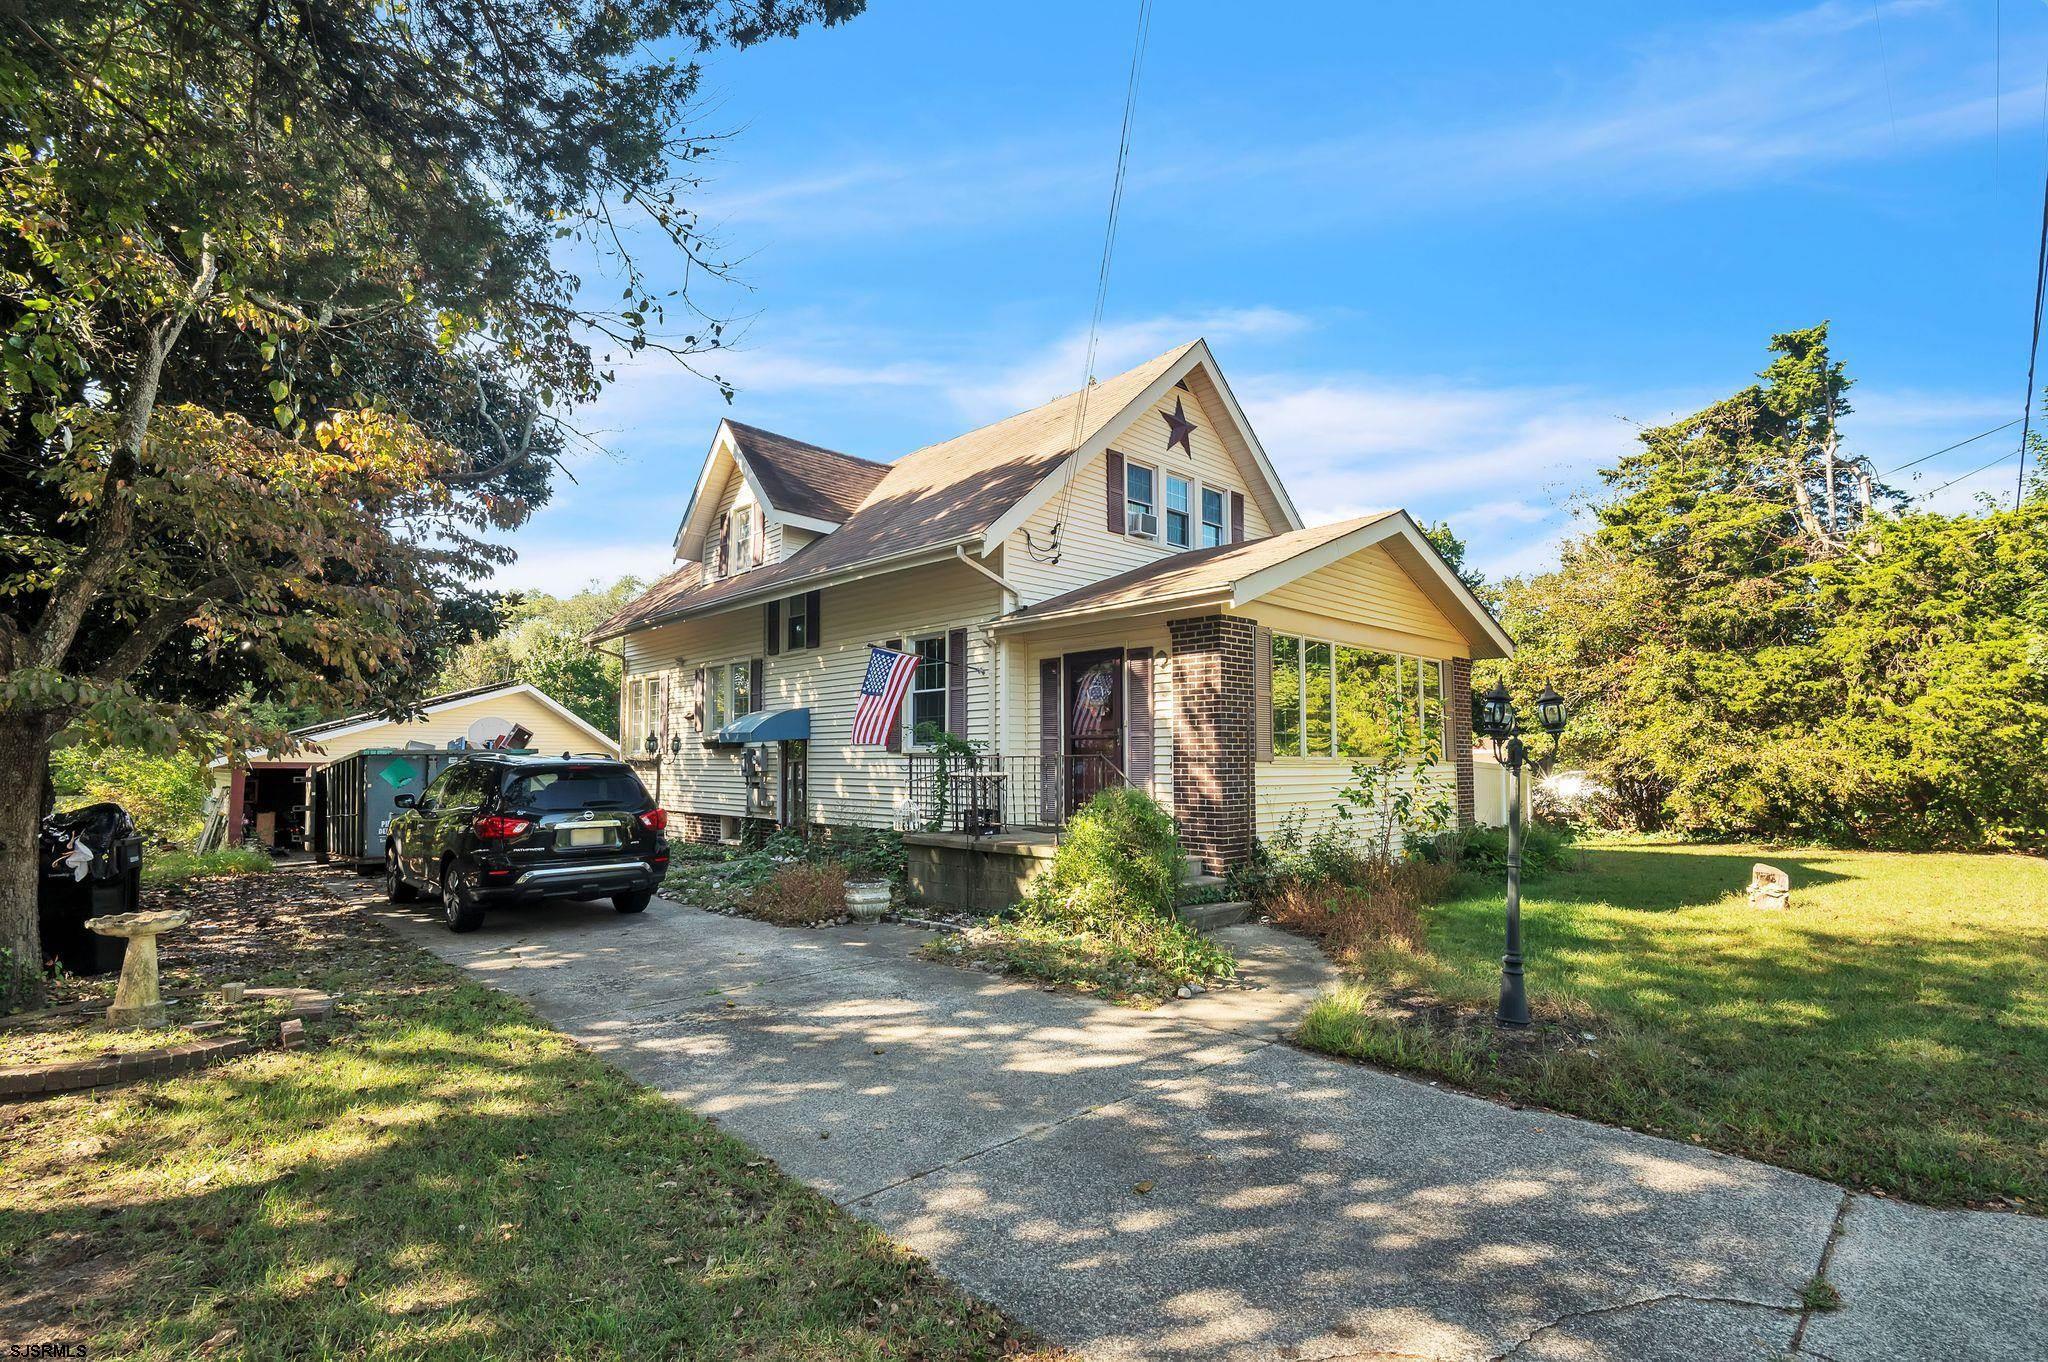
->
xmin=1063 ymin=648 xmax=1124 ymax=818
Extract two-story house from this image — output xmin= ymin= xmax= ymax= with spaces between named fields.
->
xmin=590 ymin=339 xmax=1511 ymax=884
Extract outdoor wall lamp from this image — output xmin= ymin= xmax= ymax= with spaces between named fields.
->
xmin=643 ymin=734 xmax=658 ymax=755
xmin=1474 ymin=680 xmax=1567 ymax=1029
xmin=669 ymin=735 xmax=683 ymax=756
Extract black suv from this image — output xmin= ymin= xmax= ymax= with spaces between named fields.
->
xmin=385 ymin=754 xmax=670 ymax=932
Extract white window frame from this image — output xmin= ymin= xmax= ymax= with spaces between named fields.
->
xmin=1163 ymin=474 xmax=1193 ymax=549
xmin=903 ymin=633 xmax=948 ymax=749
xmin=729 ymin=659 xmax=753 ymax=718
xmin=1200 ymin=486 xmax=1227 ymax=547
xmin=1125 ymin=460 xmax=1158 ymax=538
xmin=731 ymin=510 xmax=752 ymax=574
xmin=624 ymin=676 xmax=646 ymax=753
xmin=1269 ymin=633 xmax=1449 ymax=762
xmin=785 ymin=593 xmax=812 ymax=649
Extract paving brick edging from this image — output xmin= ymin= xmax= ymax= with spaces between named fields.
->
xmin=0 ymin=1036 xmax=254 ymax=1097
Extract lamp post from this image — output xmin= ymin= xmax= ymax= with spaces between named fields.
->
xmin=1476 ymin=681 xmax=1567 ymax=1028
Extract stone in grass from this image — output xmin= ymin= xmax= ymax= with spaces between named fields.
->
xmin=1746 ymin=863 xmax=1791 ymax=911
xmin=279 ymin=1018 xmax=305 ymax=1048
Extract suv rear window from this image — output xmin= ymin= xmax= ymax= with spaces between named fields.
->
xmin=502 ymin=768 xmax=648 ymax=812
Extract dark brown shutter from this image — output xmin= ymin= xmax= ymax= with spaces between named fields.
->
xmin=804 ymin=590 xmax=822 ymax=649
xmin=750 ymin=657 xmax=764 ymax=713
xmin=764 ymin=600 xmax=780 ymax=656
xmin=1254 ymin=627 xmax=1274 ymax=762
xmin=1229 ymin=491 xmax=1245 ymax=543
xmin=1105 ymin=449 xmax=1125 ymax=534
xmin=751 ymin=506 xmax=765 ymax=566
xmin=1038 ymin=657 xmax=1061 ymax=817
xmin=946 ymin=628 xmax=968 ymax=739
xmin=714 ymin=512 xmax=729 ymax=575
xmin=691 ymin=666 xmax=707 ymax=733
xmin=884 ymin=638 xmax=903 ymax=752
xmin=1124 ymin=649 xmax=1152 ymax=796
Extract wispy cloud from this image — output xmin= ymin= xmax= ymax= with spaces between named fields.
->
xmin=691 ymin=1 xmax=2008 ymax=241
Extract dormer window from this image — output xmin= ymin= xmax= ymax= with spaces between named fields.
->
xmin=732 ymin=510 xmax=752 ymax=572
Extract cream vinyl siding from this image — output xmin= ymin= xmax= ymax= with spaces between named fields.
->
xmin=1255 ymin=543 xmax=1469 ymax=654
xmin=304 ymin=690 xmax=610 ymax=764
xmin=1241 ymin=543 xmax=1467 ymax=845
xmin=620 ymin=559 xmax=999 ymax=828
xmin=999 ymin=619 xmax=1174 ymax=807
xmin=1002 ymin=385 xmax=1275 ymax=608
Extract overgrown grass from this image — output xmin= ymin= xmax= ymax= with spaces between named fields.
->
xmin=662 ymin=828 xmax=902 ymax=922
xmin=0 ymin=878 xmax=1049 ymax=1359
xmin=1295 ymin=840 xmax=2048 ymax=1209
xmin=141 ymin=846 xmax=274 ymax=889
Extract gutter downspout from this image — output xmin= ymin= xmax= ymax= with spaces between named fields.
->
xmin=956 ymin=546 xmax=1025 ymax=758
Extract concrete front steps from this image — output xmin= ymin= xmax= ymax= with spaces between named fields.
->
xmin=1174 ymin=853 xmax=1255 ymax=932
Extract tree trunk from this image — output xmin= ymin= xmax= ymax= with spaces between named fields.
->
xmin=0 ymin=712 xmax=55 ymax=1010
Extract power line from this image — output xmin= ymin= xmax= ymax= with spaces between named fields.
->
xmin=1870 ymin=1 xmax=1900 ymax=150
xmin=1036 ymin=0 xmax=1154 ymax=564
xmin=1883 ymin=417 xmax=2022 ymax=476
xmin=2017 ymin=58 xmax=2048 ymax=505
xmin=1920 ymin=444 xmax=2025 ymax=500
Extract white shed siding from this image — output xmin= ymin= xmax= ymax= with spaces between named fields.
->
xmin=1002 ymin=385 xmax=1276 ymax=609
xmin=621 ymin=560 xmax=999 ymax=829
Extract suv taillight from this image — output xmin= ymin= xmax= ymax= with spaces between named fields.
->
xmin=638 ymin=808 xmax=668 ymax=833
xmin=474 ymin=815 xmax=533 ymax=841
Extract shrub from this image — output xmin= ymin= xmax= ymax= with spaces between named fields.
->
xmin=663 ymin=825 xmax=902 ymax=920
xmin=1421 ymin=821 xmax=1577 ymax=880
xmin=941 ymin=787 xmax=1233 ymax=1001
xmin=1031 ymin=785 xmax=1182 ymax=919
xmin=743 ymin=861 xmax=848 ymax=927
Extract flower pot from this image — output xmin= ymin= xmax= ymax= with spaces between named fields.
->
xmin=843 ymin=879 xmax=891 ymax=923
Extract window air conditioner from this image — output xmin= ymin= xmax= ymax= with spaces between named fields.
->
xmin=1127 ymin=509 xmax=1159 ymax=538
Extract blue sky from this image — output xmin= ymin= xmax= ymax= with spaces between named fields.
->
xmin=499 ymin=0 xmax=2045 ymax=592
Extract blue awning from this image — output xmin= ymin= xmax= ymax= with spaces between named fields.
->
xmin=712 ymin=708 xmax=810 ymax=745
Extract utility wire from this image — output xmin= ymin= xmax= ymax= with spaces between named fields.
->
xmin=1920 ymin=444 xmax=2026 ymax=499
xmin=1883 ymin=417 xmax=2022 ymax=476
xmin=1870 ymin=1 xmax=1900 ymax=150
xmin=2017 ymin=61 xmax=2048 ymax=505
xmin=1034 ymin=0 xmax=1154 ymax=564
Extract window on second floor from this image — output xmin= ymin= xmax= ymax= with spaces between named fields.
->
xmin=1164 ymin=475 xmax=1191 ymax=548
xmin=1201 ymin=487 xmax=1227 ymax=547
xmin=732 ymin=509 xmax=752 ymax=570
xmin=1126 ymin=462 xmax=1157 ymax=538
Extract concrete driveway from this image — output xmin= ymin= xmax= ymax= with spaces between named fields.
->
xmin=368 ymin=885 xmax=2046 ymax=1362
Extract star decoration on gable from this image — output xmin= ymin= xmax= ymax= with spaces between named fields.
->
xmin=1162 ymin=397 xmax=1196 ymax=455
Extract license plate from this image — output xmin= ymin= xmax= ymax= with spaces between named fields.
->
xmin=562 ymin=826 xmax=608 ymax=847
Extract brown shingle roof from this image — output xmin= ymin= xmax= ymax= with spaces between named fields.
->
xmin=591 ymin=341 xmax=1199 ymax=641
xmin=725 ymin=421 xmax=888 ymax=524
xmin=1005 ymin=514 xmax=1398 ymax=621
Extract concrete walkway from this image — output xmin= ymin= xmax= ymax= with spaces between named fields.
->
xmin=369 ymin=886 xmax=2046 ymax=1362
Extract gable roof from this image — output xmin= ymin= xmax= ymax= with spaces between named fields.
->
xmin=290 ymin=682 xmax=620 ymax=752
xmin=724 ymin=420 xmax=888 ymax=524
xmin=593 ymin=341 xmax=1211 ymax=640
xmin=997 ymin=511 xmax=1515 ymax=659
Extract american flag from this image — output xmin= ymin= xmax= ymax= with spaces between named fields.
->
xmin=1071 ymin=664 xmax=1115 ymax=737
xmin=851 ymin=645 xmax=920 ymax=746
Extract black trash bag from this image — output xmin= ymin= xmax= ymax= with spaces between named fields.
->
xmin=39 ymin=801 xmax=144 ymax=976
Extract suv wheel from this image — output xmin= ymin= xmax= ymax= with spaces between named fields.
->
xmin=441 ymin=860 xmax=485 ymax=933
xmin=386 ymin=845 xmax=419 ymax=903
xmin=613 ymin=889 xmax=653 ymax=915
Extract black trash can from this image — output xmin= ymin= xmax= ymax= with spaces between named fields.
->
xmin=39 ymin=802 xmax=144 ymax=976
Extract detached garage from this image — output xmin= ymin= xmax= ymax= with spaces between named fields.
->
xmin=210 ymin=683 xmax=618 ymax=855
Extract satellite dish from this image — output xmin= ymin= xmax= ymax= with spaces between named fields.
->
xmin=465 ymin=716 xmax=514 ymax=747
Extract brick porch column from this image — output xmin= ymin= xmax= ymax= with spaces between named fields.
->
xmin=1449 ymin=658 xmax=1476 ymax=828
xmin=1168 ymin=614 xmax=1256 ymax=875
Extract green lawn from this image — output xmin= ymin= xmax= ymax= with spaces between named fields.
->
xmin=0 ymin=872 xmax=1047 ymax=1360
xmin=1297 ymin=840 xmax=2048 ymax=1209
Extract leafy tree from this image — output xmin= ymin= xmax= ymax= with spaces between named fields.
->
xmin=0 ymin=0 xmax=862 ymax=994
xmin=1421 ymin=519 xmax=1489 ymax=597
xmin=435 ymin=579 xmax=643 ymax=735
xmin=1498 ymin=325 xmax=2048 ymax=847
